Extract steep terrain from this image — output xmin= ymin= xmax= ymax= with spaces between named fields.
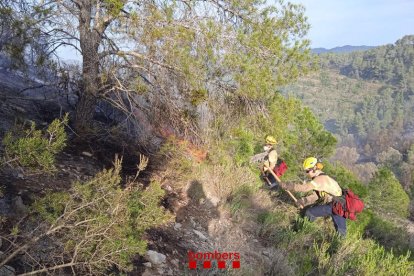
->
xmin=0 ymin=68 xmax=297 ymax=275
xmin=1 ymin=39 xmax=414 ymax=275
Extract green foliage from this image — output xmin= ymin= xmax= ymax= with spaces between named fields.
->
xmin=257 ymin=210 xmax=290 ymax=239
xmin=307 ymin=232 xmax=413 ymax=276
xmin=355 ymin=244 xmax=412 ymax=276
xmin=31 ymin=158 xmax=171 ymax=273
xmin=282 ymin=35 xmax=414 ymax=182
xmin=368 ymin=168 xmax=410 ymax=218
xmin=329 ymin=35 xmax=414 ymax=88
xmin=230 ymin=127 xmax=255 ymax=166
xmin=2 ymin=115 xmax=68 ymax=173
xmin=364 ymin=213 xmax=411 ymax=257
xmin=103 ymin=0 xmax=124 ymax=16
xmin=209 ymin=92 xmax=337 ymax=181
xmin=32 ymin=192 xmax=71 ymax=223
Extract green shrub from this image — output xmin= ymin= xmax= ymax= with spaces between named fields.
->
xmin=368 ymin=168 xmax=410 ymax=218
xmin=306 ymin=232 xmax=413 ymax=276
xmin=355 ymin=244 xmax=413 ymax=276
xmin=230 ymin=126 xmax=255 ymax=166
xmin=30 ymin=157 xmax=172 ymax=274
xmin=2 ymin=114 xmax=68 ymax=173
xmin=364 ymin=213 xmax=411 ymax=256
xmin=257 ymin=210 xmax=289 ymax=238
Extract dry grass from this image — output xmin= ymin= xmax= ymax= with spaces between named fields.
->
xmin=197 ymin=164 xmax=258 ymax=203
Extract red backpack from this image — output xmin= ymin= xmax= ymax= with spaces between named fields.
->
xmin=332 ymin=189 xmax=364 ymax=220
xmin=273 ymin=159 xmax=288 ymax=177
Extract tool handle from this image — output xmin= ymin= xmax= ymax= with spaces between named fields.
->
xmin=266 ymin=166 xmax=303 ymax=208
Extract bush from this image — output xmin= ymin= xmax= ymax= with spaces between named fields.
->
xmin=308 ymin=232 xmax=413 ymax=276
xmin=364 ymin=213 xmax=411 ymax=256
xmin=230 ymin=127 xmax=255 ymax=166
xmin=368 ymin=168 xmax=410 ymax=218
xmin=355 ymin=243 xmax=413 ymax=276
xmin=2 ymin=114 xmax=68 ymax=173
xmin=5 ymin=157 xmax=172 ymax=274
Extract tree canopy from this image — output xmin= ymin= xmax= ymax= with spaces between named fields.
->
xmin=1 ymin=0 xmax=314 ymax=135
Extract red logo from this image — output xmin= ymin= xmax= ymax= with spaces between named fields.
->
xmin=188 ymin=250 xmax=240 ymax=269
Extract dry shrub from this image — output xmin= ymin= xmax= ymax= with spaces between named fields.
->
xmin=198 ymin=164 xmax=257 ymax=203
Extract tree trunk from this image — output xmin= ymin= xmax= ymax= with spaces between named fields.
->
xmin=74 ymin=1 xmax=101 ymax=135
xmin=74 ymin=89 xmax=97 ymax=134
xmin=74 ymin=42 xmax=100 ymax=134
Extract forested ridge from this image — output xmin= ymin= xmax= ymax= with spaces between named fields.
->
xmin=285 ymin=34 xmax=414 ymax=216
xmin=0 ymin=1 xmax=413 ymax=275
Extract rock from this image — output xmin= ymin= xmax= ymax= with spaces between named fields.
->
xmin=163 ymin=185 xmax=173 ymax=192
xmin=143 ymin=262 xmax=152 ymax=268
xmin=146 ymin=250 xmax=167 ymax=265
xmin=0 ymin=265 xmax=16 ymax=276
xmin=173 ymin=223 xmax=182 ymax=230
xmin=208 ymin=195 xmax=220 ymax=207
xmin=193 ymin=230 xmax=208 ymax=241
xmin=12 ymin=196 xmax=27 ymax=214
xmin=17 ymin=173 xmax=24 ymax=179
xmin=189 ymin=217 xmax=197 ymax=228
xmin=262 ymin=249 xmax=271 ymax=256
xmin=171 ymin=259 xmax=179 ymax=267
xmin=142 ymin=269 xmax=153 ymax=276
xmin=81 ymin=151 xmax=93 ymax=157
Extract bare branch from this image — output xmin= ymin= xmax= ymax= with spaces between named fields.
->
xmin=117 ymin=51 xmax=181 ymax=72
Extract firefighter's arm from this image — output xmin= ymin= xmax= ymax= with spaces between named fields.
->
xmin=280 ymin=181 xmax=314 ymax=193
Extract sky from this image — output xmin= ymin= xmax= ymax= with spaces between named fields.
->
xmin=288 ymin=0 xmax=414 ymax=48
xmin=59 ymin=0 xmax=414 ymax=61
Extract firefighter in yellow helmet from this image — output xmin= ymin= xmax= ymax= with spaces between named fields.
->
xmin=280 ymin=157 xmax=346 ymax=235
xmin=262 ymin=135 xmax=280 ymax=187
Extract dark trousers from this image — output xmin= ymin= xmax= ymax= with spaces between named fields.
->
xmin=305 ymin=204 xmax=347 ymax=236
xmin=265 ymin=172 xmax=278 ymax=188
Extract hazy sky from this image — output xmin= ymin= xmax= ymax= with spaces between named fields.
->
xmin=288 ymin=0 xmax=414 ymax=48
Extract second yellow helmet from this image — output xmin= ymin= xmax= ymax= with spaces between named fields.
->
xmin=265 ymin=135 xmax=277 ymax=145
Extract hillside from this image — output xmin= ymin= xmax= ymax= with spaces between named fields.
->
xmin=284 ymin=35 xmax=414 ymax=215
xmin=312 ymin=45 xmax=376 ymax=54
xmin=1 ymin=2 xmax=413 ymax=274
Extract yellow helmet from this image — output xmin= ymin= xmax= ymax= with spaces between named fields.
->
xmin=265 ymin=135 xmax=277 ymax=145
xmin=303 ymin=157 xmax=317 ymax=170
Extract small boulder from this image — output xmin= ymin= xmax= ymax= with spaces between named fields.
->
xmin=146 ymin=250 xmax=166 ymax=266
xmin=193 ymin=230 xmax=208 ymax=241
xmin=173 ymin=223 xmax=182 ymax=230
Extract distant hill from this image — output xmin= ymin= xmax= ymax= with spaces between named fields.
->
xmin=312 ymin=45 xmax=376 ymax=54
xmin=284 ymin=35 xmax=414 ymax=190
